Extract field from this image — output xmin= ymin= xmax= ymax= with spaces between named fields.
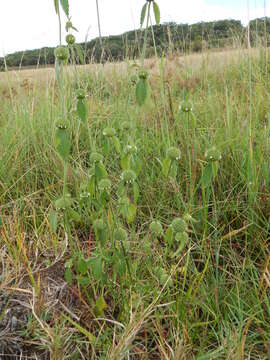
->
xmin=1 ymin=46 xmax=270 ymax=359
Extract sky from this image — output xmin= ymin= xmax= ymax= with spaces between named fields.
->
xmin=0 ymin=0 xmax=268 ymax=57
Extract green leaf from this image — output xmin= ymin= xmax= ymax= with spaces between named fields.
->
xmin=126 ymin=203 xmax=137 ymax=224
xmin=55 ymin=128 xmax=70 ymax=161
xmin=136 ymin=79 xmax=148 ymax=106
xmin=97 ymin=228 xmax=107 ymax=247
xmin=77 ymin=99 xmax=86 ymax=122
xmin=153 ymin=2 xmax=161 ymax=25
xmin=93 ymin=295 xmax=108 ymax=317
xmin=54 ymin=0 xmax=59 ymax=14
xmin=165 ymin=226 xmax=174 ymax=247
xmin=140 ymin=3 xmax=147 ymax=27
xmin=112 ymin=136 xmax=121 ymax=154
xmin=89 ymin=258 xmax=103 ymax=281
xmin=64 ymin=267 xmax=73 ymax=284
xmin=60 ymin=0 xmax=69 ymax=17
xmin=49 ymin=210 xmax=58 ymax=233
xmin=202 ymin=162 xmax=213 ymax=189
xmin=162 ymin=158 xmax=171 ymax=177
xmin=121 ymin=154 xmax=131 ymax=170
xmin=95 ymin=163 xmax=107 ymax=181
xmin=67 ymin=208 xmax=81 ymax=223
xmin=76 ymin=275 xmax=91 ymax=286
xmin=77 ymin=257 xmax=88 ymax=275
xmin=133 ymin=182 xmax=140 ymax=204
xmin=134 ymin=158 xmax=142 ymax=176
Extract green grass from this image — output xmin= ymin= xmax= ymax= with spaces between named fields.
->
xmin=0 ymin=50 xmax=270 ymax=359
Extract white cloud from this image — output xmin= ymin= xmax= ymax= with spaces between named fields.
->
xmin=0 ymin=0 xmax=268 ymax=57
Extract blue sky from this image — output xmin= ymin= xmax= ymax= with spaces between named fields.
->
xmin=0 ymin=0 xmax=268 ymax=57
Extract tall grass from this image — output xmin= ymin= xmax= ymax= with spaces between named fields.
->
xmin=0 ymin=5 xmax=270 ymax=359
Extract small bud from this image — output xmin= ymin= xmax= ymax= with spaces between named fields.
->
xmin=114 ymin=227 xmax=128 ymax=242
xmin=93 ymin=219 xmax=105 ymax=231
xmin=124 ymin=144 xmax=137 ymax=155
xmin=90 ymin=152 xmax=103 ymax=163
xmin=179 ymin=101 xmax=193 ymax=113
xmin=171 ymin=218 xmax=187 ymax=233
xmin=205 ymin=147 xmax=222 ymax=162
xmin=167 ymin=147 xmax=181 ymax=161
xmin=76 ymin=89 xmax=86 ymax=100
xmin=121 ymin=170 xmax=136 ymax=184
xmin=66 ymin=20 xmax=73 ymax=31
xmin=98 ymin=179 xmax=112 ymax=191
xmin=103 ymin=127 xmax=116 ymax=137
xmin=121 ymin=121 xmax=132 ymax=130
xmin=138 ymin=69 xmax=148 ymax=80
xmin=66 ymin=34 xmax=75 ymax=45
xmin=150 ymin=221 xmax=163 ymax=236
xmin=55 ymin=46 xmax=69 ymax=62
xmin=175 ymin=231 xmax=189 ymax=243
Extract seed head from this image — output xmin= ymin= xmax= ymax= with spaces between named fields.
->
xmin=93 ymin=219 xmax=105 ymax=231
xmin=121 ymin=170 xmax=136 ymax=184
xmin=90 ymin=152 xmax=103 ymax=163
xmin=121 ymin=121 xmax=132 ymax=130
xmin=171 ymin=218 xmax=187 ymax=233
xmin=80 ymin=192 xmax=90 ymax=199
xmin=175 ymin=231 xmax=189 ymax=243
xmin=76 ymin=89 xmax=86 ymax=100
xmin=114 ymin=227 xmax=128 ymax=242
xmin=124 ymin=144 xmax=137 ymax=155
xmin=98 ymin=179 xmax=112 ymax=191
xmin=66 ymin=34 xmax=75 ymax=45
xmin=55 ymin=194 xmax=72 ymax=210
xmin=56 ymin=122 xmax=68 ymax=130
xmin=55 ymin=46 xmax=69 ymax=62
xmin=150 ymin=221 xmax=163 ymax=236
xmin=138 ymin=69 xmax=148 ymax=80
xmin=179 ymin=101 xmax=193 ymax=113
xmin=205 ymin=146 xmax=222 ymax=162
xmin=167 ymin=147 xmax=181 ymax=161
xmin=103 ymin=127 xmax=116 ymax=137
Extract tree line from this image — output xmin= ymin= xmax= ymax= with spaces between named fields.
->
xmin=0 ymin=18 xmax=269 ymax=70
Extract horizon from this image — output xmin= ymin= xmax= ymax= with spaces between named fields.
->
xmin=0 ymin=0 xmax=268 ymax=57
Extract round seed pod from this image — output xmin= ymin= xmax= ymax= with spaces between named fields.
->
xmin=179 ymin=101 xmax=193 ymax=113
xmin=114 ymin=228 xmax=128 ymax=242
xmin=90 ymin=152 xmax=103 ymax=163
xmin=103 ymin=127 xmax=116 ymax=137
xmin=93 ymin=219 xmax=105 ymax=231
xmin=150 ymin=221 xmax=163 ymax=236
xmin=175 ymin=231 xmax=189 ymax=243
xmin=55 ymin=194 xmax=72 ymax=210
xmin=124 ymin=144 xmax=137 ymax=155
xmin=167 ymin=147 xmax=181 ymax=161
xmin=171 ymin=218 xmax=187 ymax=233
xmin=121 ymin=121 xmax=132 ymax=130
xmin=138 ymin=69 xmax=148 ymax=80
xmin=120 ymin=170 xmax=136 ymax=184
xmin=66 ymin=34 xmax=75 ymax=45
xmin=55 ymin=46 xmax=69 ymax=62
xmin=205 ymin=146 xmax=222 ymax=162
xmin=98 ymin=179 xmax=112 ymax=191
xmin=76 ymin=89 xmax=86 ymax=100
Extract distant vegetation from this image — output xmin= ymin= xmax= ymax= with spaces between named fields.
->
xmin=0 ymin=17 xmax=270 ymax=70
